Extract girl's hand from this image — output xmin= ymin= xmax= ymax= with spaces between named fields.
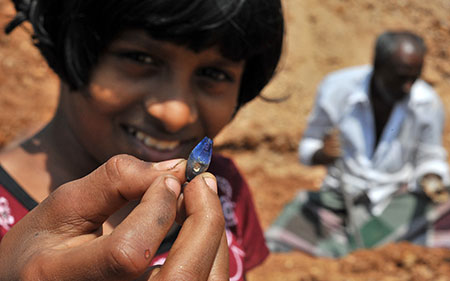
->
xmin=0 ymin=154 xmax=227 ymax=281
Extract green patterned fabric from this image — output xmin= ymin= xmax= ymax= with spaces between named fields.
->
xmin=265 ymin=189 xmax=450 ymax=257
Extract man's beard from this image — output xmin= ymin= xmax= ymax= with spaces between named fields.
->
xmin=373 ymin=78 xmax=406 ymax=105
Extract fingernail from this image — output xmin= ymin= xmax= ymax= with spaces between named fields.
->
xmin=165 ymin=176 xmax=181 ymax=195
xmin=202 ymin=175 xmax=217 ymax=194
xmin=153 ymin=159 xmax=184 ymax=171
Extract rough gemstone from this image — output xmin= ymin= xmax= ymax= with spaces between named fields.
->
xmin=185 ymin=137 xmax=213 ymax=181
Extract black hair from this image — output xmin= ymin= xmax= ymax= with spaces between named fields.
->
xmin=5 ymin=0 xmax=284 ymax=109
xmin=373 ymin=30 xmax=427 ymax=70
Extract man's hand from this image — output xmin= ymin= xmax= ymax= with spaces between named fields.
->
xmin=312 ymin=128 xmax=342 ymax=165
xmin=0 ymin=154 xmax=228 ymax=281
xmin=421 ymin=173 xmax=449 ymax=204
xmin=322 ymin=128 xmax=342 ymax=158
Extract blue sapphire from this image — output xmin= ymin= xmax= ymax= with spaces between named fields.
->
xmin=185 ymin=137 xmax=213 ymax=181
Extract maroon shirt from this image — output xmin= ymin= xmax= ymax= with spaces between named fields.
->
xmin=0 ymin=154 xmax=268 ymax=280
xmin=0 ymin=165 xmax=37 ymax=238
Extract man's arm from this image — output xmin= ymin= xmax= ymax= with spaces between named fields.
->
xmin=413 ymin=91 xmax=450 ymax=202
xmin=299 ymin=96 xmax=342 ymax=167
xmin=310 ymin=128 xmax=342 ymax=166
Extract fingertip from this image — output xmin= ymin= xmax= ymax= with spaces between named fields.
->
xmin=201 ymin=173 xmax=217 ymax=194
xmin=153 ymin=159 xmax=186 ymax=171
xmin=165 ymin=176 xmax=181 ymax=196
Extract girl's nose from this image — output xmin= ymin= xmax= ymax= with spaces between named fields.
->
xmin=145 ymin=98 xmax=198 ymax=133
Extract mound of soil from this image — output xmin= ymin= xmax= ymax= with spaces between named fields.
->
xmin=1 ymin=0 xmax=450 ymax=280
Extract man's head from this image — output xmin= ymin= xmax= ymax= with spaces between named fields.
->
xmin=372 ymin=31 xmax=427 ymax=105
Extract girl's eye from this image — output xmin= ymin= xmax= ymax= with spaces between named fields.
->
xmin=197 ymin=67 xmax=233 ymax=82
xmin=116 ymin=51 xmax=157 ymax=65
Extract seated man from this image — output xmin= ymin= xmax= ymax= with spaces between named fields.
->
xmin=265 ymin=30 xmax=450 ymax=257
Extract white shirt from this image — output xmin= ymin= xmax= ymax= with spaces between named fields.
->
xmin=299 ymin=65 xmax=450 ymax=212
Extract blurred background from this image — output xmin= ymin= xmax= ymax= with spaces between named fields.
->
xmin=1 ymin=0 xmax=450 ymax=280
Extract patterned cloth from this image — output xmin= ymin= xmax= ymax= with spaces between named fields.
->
xmin=265 ymin=187 xmax=450 ymax=257
xmin=0 ymin=154 xmax=268 ymax=280
xmin=0 ymin=165 xmax=37 ymax=238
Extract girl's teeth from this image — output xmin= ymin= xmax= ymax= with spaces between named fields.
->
xmin=136 ymin=131 xmax=146 ymax=141
xmin=144 ymin=136 xmax=156 ymax=147
xmin=132 ymin=128 xmax=179 ymax=150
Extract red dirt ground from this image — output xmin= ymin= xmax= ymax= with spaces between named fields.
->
xmin=1 ymin=0 xmax=450 ymax=280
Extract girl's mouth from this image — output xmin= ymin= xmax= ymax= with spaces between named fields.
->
xmin=123 ymin=125 xmax=180 ymax=151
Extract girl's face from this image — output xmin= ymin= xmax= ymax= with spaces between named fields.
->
xmin=64 ymin=30 xmax=245 ymax=163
